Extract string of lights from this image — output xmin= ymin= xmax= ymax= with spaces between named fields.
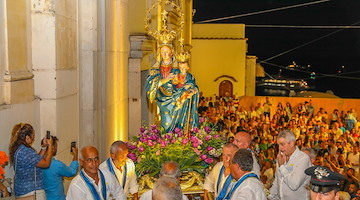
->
xmin=260 ymin=60 xmax=360 ymax=80
xmin=246 ymin=25 xmax=360 ymax=29
xmin=259 ymin=20 xmax=360 ymax=63
xmin=195 ymin=0 xmax=331 ymax=24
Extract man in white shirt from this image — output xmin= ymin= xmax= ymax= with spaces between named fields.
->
xmin=140 ymin=161 xmax=188 ymax=200
xmin=66 ymin=146 xmax=125 ymax=200
xmin=203 ymin=143 xmax=238 ymax=200
xmin=99 ymin=140 xmax=139 ymax=199
xmin=232 ymin=131 xmax=261 ymax=177
xmin=269 ymin=130 xmax=311 ymax=200
xmin=226 ymin=148 xmax=266 ymax=199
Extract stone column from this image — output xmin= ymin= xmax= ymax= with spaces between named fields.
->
xmin=79 ymin=0 xmax=99 ymax=148
xmin=104 ymin=0 xmax=129 ymax=149
xmin=32 ymin=0 xmax=79 ymax=155
xmin=2 ymin=0 xmax=34 ymax=105
xmin=246 ymin=55 xmax=257 ymax=96
xmin=129 ymin=35 xmax=155 ymax=139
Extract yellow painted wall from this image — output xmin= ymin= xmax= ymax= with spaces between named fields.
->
xmin=128 ymin=0 xmax=146 ymax=34
xmin=191 ymin=39 xmax=247 ymax=97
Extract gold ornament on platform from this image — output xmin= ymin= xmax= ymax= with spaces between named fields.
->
xmin=138 ymin=171 xmax=204 ymax=196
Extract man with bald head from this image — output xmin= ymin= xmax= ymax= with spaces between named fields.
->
xmin=233 ymin=131 xmax=261 ymax=177
xmin=140 ymin=161 xmax=188 ymax=200
xmin=67 ymin=146 xmax=126 ymax=200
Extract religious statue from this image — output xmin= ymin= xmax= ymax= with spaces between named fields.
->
xmin=172 ymin=54 xmax=199 ymax=133
xmin=145 ymin=10 xmax=199 ymax=133
xmin=146 ymin=45 xmax=199 ymax=133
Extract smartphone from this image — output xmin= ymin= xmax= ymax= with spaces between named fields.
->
xmin=70 ymin=141 xmax=76 ymax=153
xmin=46 ymin=131 xmax=51 ymax=139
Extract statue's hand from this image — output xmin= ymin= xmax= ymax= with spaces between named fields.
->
xmin=184 ymin=84 xmax=191 ymax=89
xmin=163 ymin=73 xmax=176 ymax=83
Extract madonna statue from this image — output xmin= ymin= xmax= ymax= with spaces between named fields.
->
xmin=146 ymin=45 xmax=199 ymax=133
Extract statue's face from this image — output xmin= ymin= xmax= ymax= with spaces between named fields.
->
xmin=179 ymin=62 xmax=189 ymax=73
xmin=160 ymin=46 xmax=173 ymax=61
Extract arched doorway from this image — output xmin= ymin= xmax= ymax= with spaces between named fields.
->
xmin=219 ymin=80 xmax=233 ymax=97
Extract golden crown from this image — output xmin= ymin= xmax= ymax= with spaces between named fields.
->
xmin=176 ymin=51 xmax=190 ymax=63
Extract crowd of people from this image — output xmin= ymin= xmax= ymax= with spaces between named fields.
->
xmin=2 ymin=94 xmax=360 ymax=200
xmin=199 ymin=95 xmax=360 ymax=200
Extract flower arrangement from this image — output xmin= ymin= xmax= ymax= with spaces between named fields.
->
xmin=127 ymin=117 xmax=225 ymax=177
xmin=0 ymin=151 xmax=9 ymax=179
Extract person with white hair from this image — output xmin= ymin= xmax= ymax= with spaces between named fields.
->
xmin=99 ymin=140 xmax=139 ymax=199
xmin=140 ymin=161 xmax=188 ymax=200
xmin=152 ymin=176 xmax=183 ymax=200
xmin=269 ymin=130 xmax=311 ymax=200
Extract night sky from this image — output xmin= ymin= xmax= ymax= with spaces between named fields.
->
xmin=193 ymin=0 xmax=360 ymax=98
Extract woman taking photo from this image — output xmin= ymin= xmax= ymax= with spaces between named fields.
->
xmin=9 ymin=123 xmax=53 ymax=199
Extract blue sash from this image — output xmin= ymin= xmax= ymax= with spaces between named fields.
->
xmin=106 ymin=158 xmax=127 ymax=189
xmin=80 ymin=170 xmax=107 ymax=200
xmin=216 ymin=166 xmax=233 ymax=200
xmin=224 ymin=173 xmax=259 ymax=199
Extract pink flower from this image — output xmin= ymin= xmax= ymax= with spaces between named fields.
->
xmin=192 ymin=142 xmax=199 ymax=148
xmin=205 ymin=135 xmax=212 ymax=141
xmin=138 ymin=146 xmax=145 ymax=152
xmin=128 ymin=153 xmax=136 ymax=162
xmin=200 ymin=154 xmax=207 ymax=160
xmin=182 ymin=139 xmax=189 ymax=145
xmin=156 ymin=150 xmax=161 ymax=156
xmin=171 ymin=139 xmax=177 ymax=143
xmin=192 ymin=127 xmax=199 ymax=133
xmin=194 ymin=148 xmax=201 ymax=155
xmin=174 ymin=127 xmax=181 ymax=133
xmin=140 ymin=127 xmax=146 ymax=133
xmin=160 ymin=141 xmax=167 ymax=148
xmin=147 ymin=141 xmax=155 ymax=147
xmin=213 ymin=134 xmax=220 ymax=138
xmin=199 ymin=117 xmax=205 ymax=123
xmin=205 ymin=158 xmax=213 ymax=164
xmin=207 ymin=146 xmax=214 ymax=151
xmin=204 ymin=126 xmax=211 ymax=133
